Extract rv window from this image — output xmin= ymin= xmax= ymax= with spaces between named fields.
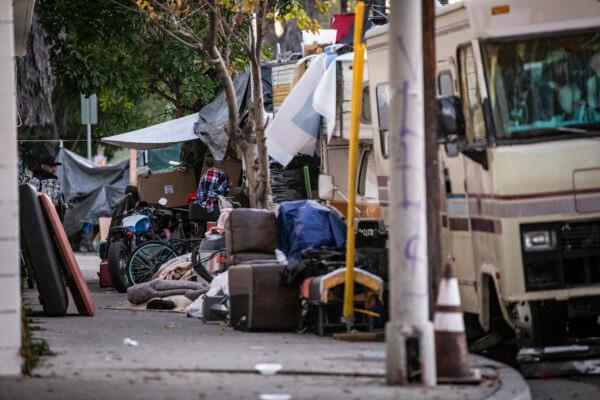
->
xmin=438 ymin=70 xmax=454 ymax=96
xmin=362 ymin=86 xmax=372 ymax=124
xmin=483 ymin=30 xmax=600 ymax=141
xmin=357 ymin=149 xmax=378 ymax=198
xmin=459 ymin=46 xmax=486 ymax=142
xmin=376 ymin=84 xmax=391 ymax=159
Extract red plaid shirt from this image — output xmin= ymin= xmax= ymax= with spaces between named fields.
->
xmin=196 ymin=168 xmax=230 ymax=212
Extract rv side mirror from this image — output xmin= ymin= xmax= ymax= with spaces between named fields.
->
xmin=437 ymin=95 xmax=466 ymax=147
xmin=318 ymin=174 xmax=335 ymax=201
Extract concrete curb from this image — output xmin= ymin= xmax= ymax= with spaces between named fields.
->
xmin=472 ymin=356 xmax=532 ymax=400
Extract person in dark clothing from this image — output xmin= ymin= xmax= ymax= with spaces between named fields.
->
xmin=20 ymin=155 xmax=66 ymax=220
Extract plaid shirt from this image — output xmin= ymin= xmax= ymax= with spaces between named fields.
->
xmin=19 ymin=170 xmax=63 ymax=207
xmin=196 ymin=168 xmax=230 ymax=212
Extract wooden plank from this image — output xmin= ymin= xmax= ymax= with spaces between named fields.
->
xmin=333 ymin=331 xmax=384 ymax=342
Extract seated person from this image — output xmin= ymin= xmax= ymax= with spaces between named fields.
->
xmin=538 ymin=50 xmax=583 ymax=121
xmin=587 ymin=52 xmax=600 ymax=115
xmin=195 ymin=159 xmax=230 ymax=221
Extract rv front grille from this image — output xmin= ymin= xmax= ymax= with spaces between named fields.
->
xmin=521 ymin=219 xmax=600 ymax=292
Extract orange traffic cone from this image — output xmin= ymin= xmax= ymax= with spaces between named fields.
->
xmin=434 ymin=261 xmax=472 ymax=379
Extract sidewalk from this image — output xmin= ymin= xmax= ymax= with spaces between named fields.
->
xmin=2 ymin=274 xmax=531 ymax=400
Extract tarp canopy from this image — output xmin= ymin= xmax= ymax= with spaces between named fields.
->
xmin=101 ymin=112 xmax=200 ymax=151
xmin=194 ymin=72 xmax=250 ymax=160
xmin=56 ymin=148 xmax=129 ymax=237
xmin=267 ymin=50 xmax=367 ymax=166
xmin=101 ymin=73 xmax=250 ymax=161
xmin=266 ymin=54 xmax=325 ymax=167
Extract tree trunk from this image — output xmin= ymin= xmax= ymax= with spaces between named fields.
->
xmin=248 ymin=56 xmax=271 ymax=209
xmin=341 ymin=0 xmax=349 ymax=13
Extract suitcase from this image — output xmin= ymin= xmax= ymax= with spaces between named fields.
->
xmin=228 ymin=262 xmax=300 ymax=331
xmin=226 ymin=208 xmax=277 ymax=255
xmin=19 ymin=184 xmax=68 ymax=316
xmin=99 ymin=259 xmax=113 ymax=288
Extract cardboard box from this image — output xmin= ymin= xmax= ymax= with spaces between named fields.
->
xmin=137 ymin=168 xmax=196 ymax=207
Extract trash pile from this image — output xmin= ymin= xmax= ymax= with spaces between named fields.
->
xmin=99 ymin=199 xmax=388 ymax=336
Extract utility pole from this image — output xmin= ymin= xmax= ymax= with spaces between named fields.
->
xmin=423 ymin=0 xmax=441 ymax=317
xmin=386 ymin=0 xmax=437 ymax=387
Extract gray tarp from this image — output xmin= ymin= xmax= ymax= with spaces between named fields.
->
xmin=194 ymin=72 xmax=250 ymax=160
xmin=56 ymin=148 xmax=129 ymax=237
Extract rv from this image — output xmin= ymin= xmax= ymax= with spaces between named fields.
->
xmin=317 ymin=54 xmax=380 ymax=218
xmin=363 ymin=0 xmax=600 ymax=346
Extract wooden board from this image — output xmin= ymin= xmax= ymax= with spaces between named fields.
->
xmin=19 ymin=184 xmax=68 ymax=317
xmin=39 ymin=193 xmax=95 ymax=316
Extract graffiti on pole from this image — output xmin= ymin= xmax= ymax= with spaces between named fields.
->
xmin=392 ymin=72 xmax=427 ymax=298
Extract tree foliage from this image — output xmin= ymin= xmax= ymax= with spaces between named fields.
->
xmin=18 ymin=0 xmax=239 ymax=164
xmin=133 ymin=0 xmax=326 ymax=208
xmin=39 ymin=0 xmax=224 ymax=116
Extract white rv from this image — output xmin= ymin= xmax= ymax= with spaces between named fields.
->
xmin=364 ymin=0 xmax=600 ymax=346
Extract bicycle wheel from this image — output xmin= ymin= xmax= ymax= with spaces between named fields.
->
xmin=128 ymin=241 xmax=176 ymax=285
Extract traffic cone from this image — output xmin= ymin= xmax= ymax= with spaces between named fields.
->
xmin=434 ymin=261 xmax=471 ymax=379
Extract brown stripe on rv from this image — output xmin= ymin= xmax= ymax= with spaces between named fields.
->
xmin=378 ymin=189 xmax=389 ymax=201
xmin=442 ymin=215 xmax=448 ymax=228
xmin=377 ymin=175 xmax=389 ymax=187
xmin=449 ymin=218 xmax=469 ymax=231
xmin=467 ymin=187 xmax=600 ymax=201
xmin=470 ymin=218 xmax=497 ymax=233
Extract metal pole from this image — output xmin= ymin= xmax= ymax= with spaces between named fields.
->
xmin=86 ymin=99 xmax=92 ymax=160
xmin=386 ymin=0 xmax=436 ymax=386
xmin=342 ymin=1 xmax=366 ymax=329
xmin=422 ymin=0 xmax=441 ymax=318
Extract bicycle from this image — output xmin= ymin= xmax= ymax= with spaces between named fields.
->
xmin=127 ymin=236 xmax=219 ymax=285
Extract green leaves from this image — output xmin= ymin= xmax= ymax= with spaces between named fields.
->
xmin=37 ymin=0 xmax=219 ymax=140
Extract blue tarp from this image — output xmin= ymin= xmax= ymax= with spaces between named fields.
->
xmin=277 ymin=200 xmax=346 ymax=260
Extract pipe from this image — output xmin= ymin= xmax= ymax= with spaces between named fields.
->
xmin=342 ymin=1 xmax=366 ymax=327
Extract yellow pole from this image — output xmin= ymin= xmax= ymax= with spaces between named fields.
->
xmin=342 ymin=1 xmax=365 ymax=327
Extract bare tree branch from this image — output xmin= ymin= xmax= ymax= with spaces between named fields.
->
xmin=204 ymin=0 xmax=252 ymax=53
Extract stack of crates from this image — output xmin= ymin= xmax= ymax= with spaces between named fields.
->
xmin=271 ymin=60 xmax=297 ymax=114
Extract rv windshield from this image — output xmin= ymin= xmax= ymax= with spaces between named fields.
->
xmin=484 ymin=30 xmax=600 ymax=141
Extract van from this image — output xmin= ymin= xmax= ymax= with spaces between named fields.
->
xmin=365 ymin=0 xmax=600 ymax=346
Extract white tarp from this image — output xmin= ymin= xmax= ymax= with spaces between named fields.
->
xmin=312 ymin=52 xmax=367 ymax=142
xmin=101 ymin=113 xmax=200 ymax=150
xmin=266 ymin=54 xmax=326 ymax=167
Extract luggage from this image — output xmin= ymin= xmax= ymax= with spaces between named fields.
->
xmin=19 ymin=184 xmax=68 ymax=316
xmin=39 ymin=193 xmax=95 ymax=316
xmin=226 ymin=208 xmax=277 ymax=255
xmin=99 ymin=259 xmax=113 ymax=288
xmin=226 ymin=208 xmax=277 ymax=266
xmin=229 ymin=262 xmax=300 ymax=331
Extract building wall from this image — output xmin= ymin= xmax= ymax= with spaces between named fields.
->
xmin=0 ymin=0 xmax=22 ymax=376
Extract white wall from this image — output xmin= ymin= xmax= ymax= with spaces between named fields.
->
xmin=0 ymin=0 xmax=22 ymax=376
